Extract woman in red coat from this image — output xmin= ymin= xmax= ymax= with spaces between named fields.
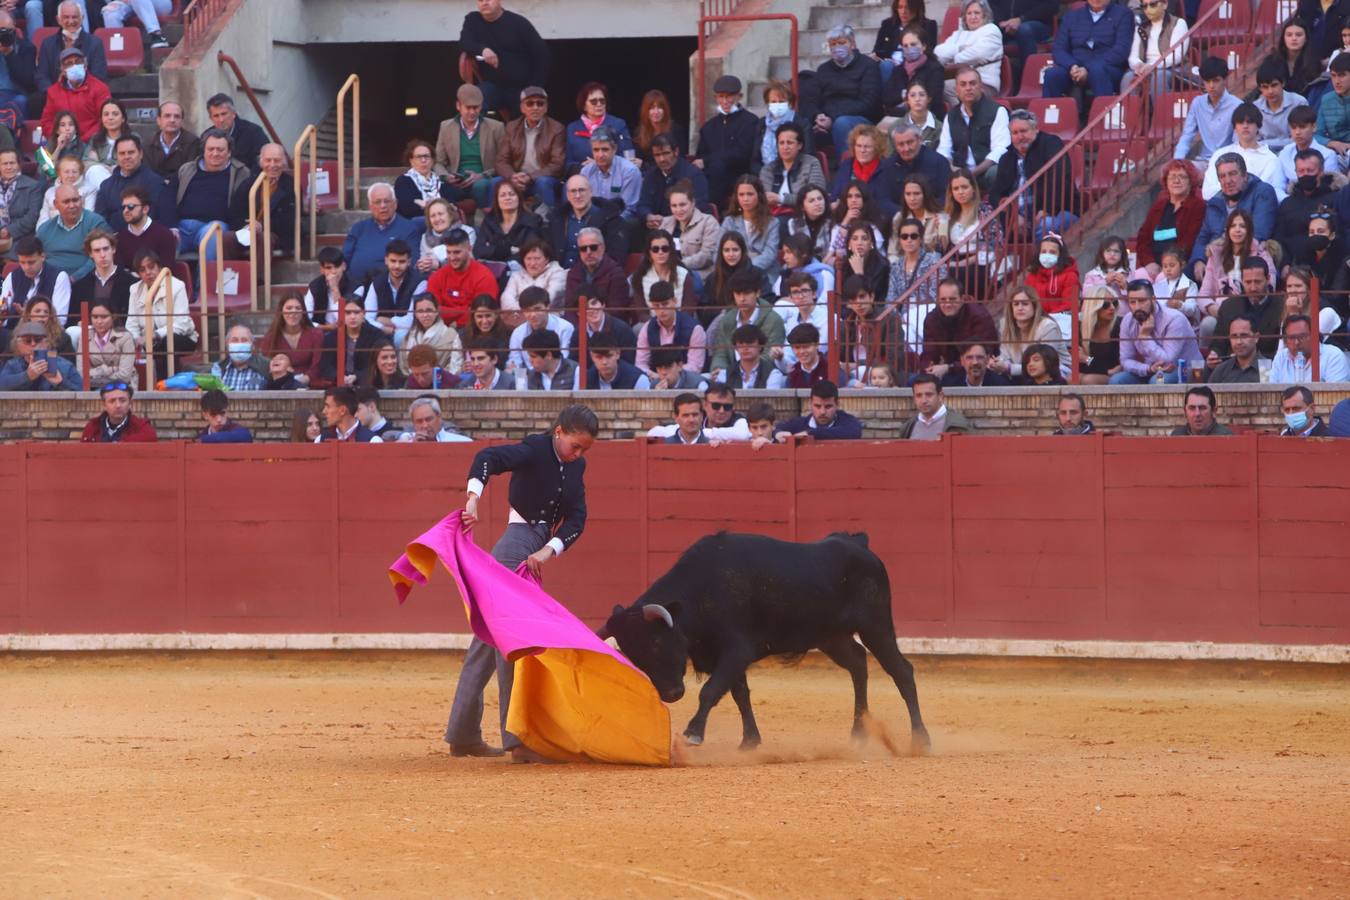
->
xmin=1134 ymin=159 xmax=1205 ymax=276
xmin=1022 ymin=233 xmax=1081 ymax=315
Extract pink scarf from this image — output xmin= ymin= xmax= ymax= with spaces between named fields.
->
xmin=903 ymin=52 xmax=927 ymax=78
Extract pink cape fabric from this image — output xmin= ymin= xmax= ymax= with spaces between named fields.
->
xmin=389 ymin=511 xmax=671 ymax=766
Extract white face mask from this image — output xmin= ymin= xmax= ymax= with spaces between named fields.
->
xmin=1038 ymin=253 xmax=1058 ymax=268
xmin=766 ymin=101 xmax=791 ymax=118
xmin=227 ymin=341 xmax=252 ymax=363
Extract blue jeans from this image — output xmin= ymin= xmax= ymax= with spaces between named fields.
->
xmin=447 ymin=176 xmax=492 ymax=210
xmin=879 ymin=58 xmax=896 ymax=90
xmin=1109 ymin=368 xmax=1181 ymax=385
xmin=1036 ymin=211 xmax=1077 ymax=241
xmin=178 ymin=218 xmax=227 ymax=261
xmin=830 ymin=114 xmax=871 ymax=151
xmin=24 ymin=0 xmax=89 ymax=28
xmin=1007 ymin=20 xmax=1052 ymax=83
xmin=1042 ymin=62 xmax=1125 ymax=100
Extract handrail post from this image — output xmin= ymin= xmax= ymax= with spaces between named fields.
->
xmin=215 ymin=51 xmax=287 ymax=154
xmin=199 ymin=222 xmax=226 ymax=365
xmin=145 ymin=266 xmax=176 ymax=381
xmin=247 ymin=172 xmax=272 ymax=313
xmin=1311 ymin=275 xmax=1322 ymax=383
xmin=80 ymin=301 xmax=91 ymax=391
xmin=826 ymin=289 xmax=840 ymax=385
xmin=336 ymin=322 xmax=347 ymax=385
xmin=577 ymin=316 xmax=588 ymax=389
xmin=293 ymin=124 xmax=318 ymax=260
xmin=1070 ymin=290 xmax=1081 ymax=385
xmin=336 ymin=75 xmax=361 ymax=211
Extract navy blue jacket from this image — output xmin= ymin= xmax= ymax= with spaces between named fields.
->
xmin=779 ymin=409 xmax=864 ymax=440
xmin=0 ymin=36 xmax=38 ymax=94
xmin=95 ymin=164 xmax=179 ymax=227
xmin=873 ymin=146 xmax=951 ymax=220
xmin=469 ymin=432 xmax=588 ymax=550
xmin=1051 ymin=2 xmax=1133 ymax=72
xmin=1189 ymin=175 xmax=1279 ymax=269
xmin=36 ymin=30 xmax=107 ymax=94
xmin=638 ymin=157 xmax=710 ymax=219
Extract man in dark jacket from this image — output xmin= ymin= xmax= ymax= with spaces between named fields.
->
xmin=990 ymin=109 xmax=1079 ymax=240
xmin=34 ymin=1 xmax=107 ymax=101
xmin=206 ymin=92 xmax=268 ymax=173
xmin=1279 ymin=149 xmax=1340 ymax=262
xmin=494 ymin=85 xmax=565 ymax=209
xmin=777 ymin=380 xmax=864 ymax=440
xmin=921 ymin=278 xmax=999 ymax=370
xmin=802 ymin=25 xmax=881 ymax=155
xmin=570 ymin=285 xmax=637 ymax=363
xmin=989 ymin=0 xmax=1058 ymax=86
xmin=457 ymin=0 xmax=550 ymax=117
xmin=95 ymin=134 xmax=178 ymax=227
xmin=874 ymin=123 xmax=951 ymax=220
xmin=0 ymin=11 xmax=37 ymax=121
xmin=564 ymin=228 xmax=632 ymax=322
xmin=1189 ymin=154 xmax=1279 ymax=278
xmin=548 ymin=175 xmax=627 ymax=268
xmin=1041 ymin=0 xmax=1132 ymax=110
xmin=640 ymin=133 xmax=709 ymax=226
xmin=144 ymin=101 xmax=201 ymax=184
xmin=695 ymin=74 xmax=760 ymax=214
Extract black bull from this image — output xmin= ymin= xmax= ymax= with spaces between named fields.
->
xmin=599 ymin=531 xmax=931 ymax=753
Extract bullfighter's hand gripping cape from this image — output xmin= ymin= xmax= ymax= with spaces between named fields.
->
xmin=389 ymin=511 xmax=671 ymax=766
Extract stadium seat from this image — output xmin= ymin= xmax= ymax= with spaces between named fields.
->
xmin=1147 ymin=92 xmax=1193 ymax=141
xmin=1007 ymin=54 xmax=1055 ymax=106
xmin=96 ymin=28 xmax=144 ymax=78
xmin=31 ymin=26 xmax=58 ymax=51
xmin=1084 ymin=140 xmax=1149 ymax=195
xmin=1192 ymin=40 xmax=1249 ymax=76
xmin=1083 ymin=95 xmax=1144 ymax=146
xmin=941 ymin=6 xmax=960 ymax=39
xmin=999 ymin=57 xmax=1012 ymax=96
xmin=171 ymin=261 xmax=194 ymax=300
xmin=1026 ymin=98 xmax=1079 ymax=141
xmin=194 ymin=261 xmax=253 ymax=314
xmin=480 ymin=260 xmax=508 ymax=284
xmin=624 ymin=253 xmax=643 ymax=276
xmin=299 ymin=160 xmax=340 ymax=211
xmin=1194 ymin=0 xmax=1253 ymax=44
xmin=1255 ymin=0 xmax=1298 ymax=34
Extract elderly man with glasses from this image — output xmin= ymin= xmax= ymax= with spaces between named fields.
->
xmin=548 ymin=175 xmax=628 ymax=269
xmin=341 ymin=181 xmax=424 ymax=286
xmin=0 ymin=319 xmax=78 ymax=390
xmin=494 ymin=85 xmax=565 ymax=209
xmin=562 ymin=225 xmax=631 ymax=321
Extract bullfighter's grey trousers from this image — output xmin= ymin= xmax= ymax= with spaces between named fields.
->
xmin=444 ymin=522 xmax=551 ymax=750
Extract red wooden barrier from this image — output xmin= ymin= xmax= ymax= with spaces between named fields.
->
xmin=3 ymin=435 xmax=1350 ymax=645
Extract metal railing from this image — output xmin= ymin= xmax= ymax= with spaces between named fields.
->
xmin=890 ymin=0 xmax=1245 ymax=328
xmin=247 ymin=171 xmax=273 ymax=312
xmin=182 ymin=0 xmax=228 ymax=48
xmin=217 ymin=51 xmax=286 ymax=149
xmin=143 ymin=265 xmax=179 ymax=385
xmin=336 ymin=75 xmax=361 ymax=211
xmin=293 ymin=124 xmax=318 ymax=260
xmin=197 ymin=222 xmax=226 ymax=366
xmin=696 ymin=12 xmax=798 ymax=133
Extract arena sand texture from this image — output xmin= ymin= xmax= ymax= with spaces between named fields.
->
xmin=2 ymin=652 xmax=1347 ymax=898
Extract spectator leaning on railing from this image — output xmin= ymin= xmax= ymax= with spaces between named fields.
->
xmin=197 ymin=389 xmax=254 ymax=444
xmin=1170 ymin=386 xmax=1234 ymax=436
xmin=899 ymin=373 xmax=971 ymax=439
xmin=1051 ymin=392 xmax=1094 ymax=435
xmin=777 ymin=380 xmax=863 ymax=441
xmin=1278 ymin=385 xmax=1330 ymax=436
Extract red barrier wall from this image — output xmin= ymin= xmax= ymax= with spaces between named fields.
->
xmin=3 ymin=436 xmax=1349 ymax=645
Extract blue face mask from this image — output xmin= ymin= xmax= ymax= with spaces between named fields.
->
xmin=902 ymin=46 xmax=924 ymax=62
xmin=1285 ymin=410 xmax=1309 ymax=431
xmin=1038 ymin=253 xmax=1059 ymax=268
xmin=228 ymin=342 xmax=252 ymax=364
xmin=65 ymin=63 xmax=86 ymax=84
xmin=830 ymin=45 xmax=852 ymax=64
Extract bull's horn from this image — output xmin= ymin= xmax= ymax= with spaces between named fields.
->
xmin=642 ymin=604 xmax=674 ymax=628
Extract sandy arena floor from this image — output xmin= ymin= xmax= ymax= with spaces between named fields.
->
xmin=1 ymin=651 xmax=1347 ymax=898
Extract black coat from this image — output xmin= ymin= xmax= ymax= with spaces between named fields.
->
xmin=68 ymin=266 xmax=137 ymax=328
xmin=801 ymin=54 xmax=882 ymax=123
xmin=881 ymin=56 xmax=946 ymax=118
xmin=1277 ymin=176 xmax=1339 ymax=263
xmin=0 ymin=37 xmax=38 ymax=95
xmin=319 ymin=321 xmax=386 ymax=383
xmin=474 ymin=209 xmax=544 ymax=263
xmin=696 ymin=107 xmax=761 ymax=211
xmin=394 ymin=173 xmax=456 ymax=220
xmin=989 ymin=132 xmax=1079 ymax=219
xmin=638 ymin=157 xmax=710 ymax=219
xmin=872 ymin=15 xmax=938 ymax=59
xmin=468 ymin=431 xmax=587 ymax=550
xmin=547 ymin=197 xmax=629 ymax=265
xmin=987 ymin=0 xmax=1058 ymax=27
xmin=227 ymin=117 xmax=269 ymax=173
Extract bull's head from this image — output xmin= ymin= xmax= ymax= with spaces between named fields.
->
xmin=598 ymin=602 xmax=688 ymax=703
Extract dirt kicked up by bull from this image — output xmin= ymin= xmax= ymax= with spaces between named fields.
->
xmin=599 ymin=531 xmax=932 ymax=756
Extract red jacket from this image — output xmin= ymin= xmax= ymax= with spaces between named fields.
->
xmin=1022 ymin=260 xmax=1081 ymax=314
xmin=427 ymin=260 xmax=500 ymax=328
xmin=81 ymin=414 xmax=159 ymax=443
xmin=43 ymin=75 xmax=113 ymax=142
xmin=1134 ymin=192 xmax=1206 ymax=269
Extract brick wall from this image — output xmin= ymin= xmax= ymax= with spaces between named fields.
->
xmin=3 ymin=386 xmax=1348 ymax=442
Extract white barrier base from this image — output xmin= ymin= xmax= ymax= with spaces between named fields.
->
xmin=1 ymin=633 xmax=1346 ymax=663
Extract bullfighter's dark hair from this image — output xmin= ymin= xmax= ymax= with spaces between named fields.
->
xmin=554 ymin=404 xmax=600 ymax=437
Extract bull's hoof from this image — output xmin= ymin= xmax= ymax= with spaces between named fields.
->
xmin=739 ymin=736 xmax=762 ymax=751
xmin=851 ymin=721 xmax=868 ymax=744
xmin=911 ymin=729 xmax=933 ymax=757
xmin=682 ymin=732 xmax=704 ymax=746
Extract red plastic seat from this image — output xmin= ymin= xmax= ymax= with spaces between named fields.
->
xmin=940 ymin=6 xmax=960 ymax=39
xmin=999 ymin=57 xmax=1012 ymax=96
xmin=1147 ymin=91 xmax=1194 ymax=141
xmin=1007 ymin=53 xmax=1055 ymax=106
xmin=194 ymin=261 xmax=253 ymax=315
xmin=1194 ymin=0 xmax=1253 ymax=43
xmin=298 ymin=160 xmax=340 ymax=211
xmin=1255 ymin=0 xmax=1299 ymax=35
xmin=1026 ymin=98 xmax=1079 ymax=141
xmin=1192 ymin=40 xmax=1249 ymax=76
xmin=95 ymin=28 xmax=144 ymax=78
xmin=31 ymin=26 xmax=58 ymax=51
xmin=1084 ymin=140 xmax=1149 ymax=195
xmin=1083 ymin=95 xmax=1144 ymax=146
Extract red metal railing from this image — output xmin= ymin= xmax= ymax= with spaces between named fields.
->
xmin=696 ymin=12 xmax=798 ymax=131
xmin=182 ymin=0 xmax=229 ymax=48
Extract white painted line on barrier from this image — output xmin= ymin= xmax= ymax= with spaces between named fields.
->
xmin=1 ymin=634 xmax=1346 ymax=663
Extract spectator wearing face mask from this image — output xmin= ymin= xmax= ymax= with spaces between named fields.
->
xmin=40 ymin=46 xmax=109 ymax=142
xmin=209 ymin=322 xmax=268 ymax=391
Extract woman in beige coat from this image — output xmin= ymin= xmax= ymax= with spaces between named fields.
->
xmin=660 ymin=183 xmax=719 ymax=281
xmin=400 ymin=295 xmax=464 ymax=374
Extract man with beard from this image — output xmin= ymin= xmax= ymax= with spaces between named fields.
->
xmin=1190 ymin=153 xmax=1278 ymax=281
xmin=1110 ymin=279 xmax=1202 ymax=385
xmin=920 ymin=277 xmax=998 ymax=377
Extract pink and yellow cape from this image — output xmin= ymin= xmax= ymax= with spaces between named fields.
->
xmin=389 ymin=511 xmax=671 ymax=766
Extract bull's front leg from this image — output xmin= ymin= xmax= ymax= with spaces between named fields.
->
xmin=729 ymin=674 xmax=762 ymax=750
xmin=683 ymin=656 xmax=751 ymax=746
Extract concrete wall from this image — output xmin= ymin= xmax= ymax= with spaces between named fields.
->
xmin=4 ymin=386 xmax=1350 ymax=443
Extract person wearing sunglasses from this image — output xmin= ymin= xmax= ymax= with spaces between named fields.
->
xmin=1121 ymin=0 xmax=1189 ymax=99
xmin=495 ymin=86 xmax=565 ymax=210
xmin=79 ymin=380 xmax=159 ymax=442
xmin=547 ymin=175 xmax=628 ymax=271
xmin=113 ymin=184 xmax=176 ymax=272
xmin=0 ymin=319 xmax=78 ymax=390
xmin=93 ymin=133 xmax=177 ymax=231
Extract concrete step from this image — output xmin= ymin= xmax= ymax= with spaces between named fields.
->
xmin=273 ymin=260 xmax=321 ymax=284
xmin=108 ymin=72 xmax=159 ymax=96
xmin=317 ymin=209 xmax=369 ymax=232
xmin=808 ymin=3 xmax=895 ymax=32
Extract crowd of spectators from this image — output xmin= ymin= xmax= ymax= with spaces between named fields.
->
xmin=6 ymin=0 xmax=1350 ymax=447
